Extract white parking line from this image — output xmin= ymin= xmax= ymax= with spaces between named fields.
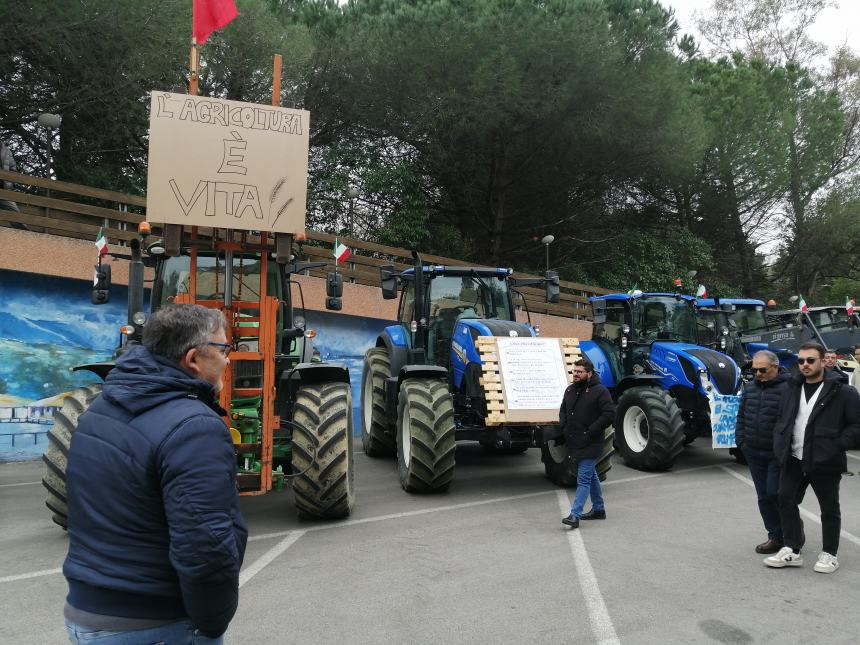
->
xmin=0 ymin=480 xmax=42 ymax=488
xmin=556 ymin=490 xmax=620 ymax=645
xmin=0 ymin=567 xmax=62 ymax=583
xmin=719 ymin=465 xmax=860 ymax=549
xmin=239 ymin=530 xmax=306 ymax=588
xmin=846 ymin=452 xmax=860 ymax=462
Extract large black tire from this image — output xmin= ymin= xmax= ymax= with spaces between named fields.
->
xmin=361 ymin=348 xmax=395 ymax=457
xmin=615 ymin=387 xmax=685 ymax=471
xmin=41 ymin=385 xmax=102 ymax=529
xmin=292 ymin=383 xmax=355 ymax=519
xmin=396 ymin=378 xmax=456 ymax=493
xmin=541 ymin=426 xmax=615 ymax=486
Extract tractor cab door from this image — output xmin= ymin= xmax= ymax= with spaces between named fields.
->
xmin=397 ymin=278 xmax=416 ymax=348
xmin=591 ymin=300 xmax=627 ymax=383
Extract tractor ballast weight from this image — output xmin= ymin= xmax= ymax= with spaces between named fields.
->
xmin=581 ymin=292 xmax=742 ymax=471
xmin=361 ymin=252 xmax=614 ymax=493
xmin=42 ymin=224 xmax=356 ymax=529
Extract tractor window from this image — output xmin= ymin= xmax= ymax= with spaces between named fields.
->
xmin=156 ymin=254 xmax=279 ymax=308
xmin=732 ymin=306 xmax=768 ymax=334
xmin=634 ymin=296 xmax=696 ymax=344
xmin=809 ymin=309 xmax=849 ymax=331
xmin=593 ymin=303 xmax=626 ymax=342
xmin=399 ymin=282 xmax=415 ymax=325
xmin=428 ymin=275 xmax=514 ymax=322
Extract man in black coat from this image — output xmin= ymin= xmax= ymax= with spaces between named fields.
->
xmin=560 ymin=357 xmax=616 ymax=529
xmin=764 ymin=342 xmax=860 ymax=574
xmin=735 ymin=350 xmax=789 ymax=554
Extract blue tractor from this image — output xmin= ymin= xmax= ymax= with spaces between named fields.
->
xmin=582 ymin=292 xmax=742 ymax=470
xmin=361 ymin=253 xmax=615 ymax=492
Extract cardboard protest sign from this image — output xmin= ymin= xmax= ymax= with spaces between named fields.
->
xmin=710 ymin=392 xmax=741 ymax=448
xmin=146 ymin=91 xmax=309 ymax=234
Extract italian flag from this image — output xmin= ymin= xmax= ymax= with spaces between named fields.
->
xmin=798 ymin=294 xmax=808 ymax=313
xmin=333 ymin=238 xmax=351 ymax=264
xmin=95 ymin=227 xmax=108 ymax=258
xmin=696 ymin=284 xmax=708 ymax=298
xmin=847 ymin=297 xmax=855 ymax=316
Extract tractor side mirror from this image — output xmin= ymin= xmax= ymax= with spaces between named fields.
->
xmin=545 ymin=271 xmax=560 ymax=304
xmin=91 ymin=263 xmax=111 ymax=305
xmin=380 ymin=265 xmax=398 ymax=300
xmin=326 ymin=272 xmax=343 ymax=298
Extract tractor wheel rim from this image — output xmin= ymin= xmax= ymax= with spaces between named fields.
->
xmin=547 ymin=438 xmax=567 ymax=463
xmin=399 ymin=403 xmax=411 ymax=462
xmin=623 ymin=405 xmax=649 ymax=453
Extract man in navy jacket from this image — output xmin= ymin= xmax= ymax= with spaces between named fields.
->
xmin=63 ymin=304 xmax=247 ymax=643
xmin=735 ymin=350 xmax=789 ymax=554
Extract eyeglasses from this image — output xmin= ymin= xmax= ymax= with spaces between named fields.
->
xmin=205 ymin=342 xmax=232 ymax=357
xmin=751 ymin=367 xmax=772 ymax=374
xmin=573 ymin=369 xmax=588 ymax=374
xmin=797 ymin=357 xmax=818 ymax=365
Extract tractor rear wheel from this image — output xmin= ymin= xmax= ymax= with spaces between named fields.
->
xmin=361 ymin=348 xmax=395 ymax=457
xmin=292 ymin=382 xmax=355 ymax=519
xmin=615 ymin=387 xmax=685 ymax=471
xmin=397 ymin=378 xmax=456 ymax=493
xmin=41 ymin=385 xmax=102 ymax=529
xmin=541 ymin=426 xmax=615 ymax=486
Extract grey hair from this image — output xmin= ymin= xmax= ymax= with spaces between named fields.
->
xmin=142 ymin=304 xmax=226 ymax=362
xmin=752 ymin=349 xmax=779 ymax=367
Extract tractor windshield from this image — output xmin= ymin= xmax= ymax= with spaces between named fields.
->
xmin=428 ymin=275 xmax=514 ymax=322
xmin=155 ymin=254 xmax=280 ymax=307
xmin=634 ymin=296 xmax=696 ymax=344
xmin=808 ymin=308 xmax=852 ymax=331
xmin=732 ymin=305 xmax=769 ymax=334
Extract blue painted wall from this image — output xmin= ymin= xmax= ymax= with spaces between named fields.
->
xmin=0 ymin=269 xmax=392 ymax=461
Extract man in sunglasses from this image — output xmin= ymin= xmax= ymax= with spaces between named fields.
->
xmin=735 ymin=350 xmax=788 ymax=554
xmin=63 ymin=304 xmax=247 ymax=644
xmin=765 ymin=342 xmax=860 ymax=574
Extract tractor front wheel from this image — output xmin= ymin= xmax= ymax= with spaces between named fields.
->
xmin=615 ymin=387 xmax=685 ymax=471
xmin=361 ymin=348 xmax=395 ymax=457
xmin=291 ymin=383 xmax=355 ymax=519
xmin=42 ymin=385 xmax=102 ymax=529
xmin=396 ymin=378 xmax=456 ymax=493
xmin=541 ymin=426 xmax=615 ymax=486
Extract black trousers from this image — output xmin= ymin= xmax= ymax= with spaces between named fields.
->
xmin=778 ymin=456 xmax=842 ymax=555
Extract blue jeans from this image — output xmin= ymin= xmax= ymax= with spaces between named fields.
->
xmin=741 ymin=444 xmax=782 ymax=541
xmin=65 ymin=618 xmax=223 ymax=644
xmin=570 ymin=458 xmax=604 ymax=518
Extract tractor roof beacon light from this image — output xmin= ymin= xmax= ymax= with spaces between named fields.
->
xmin=138 ymin=221 xmax=152 ymax=238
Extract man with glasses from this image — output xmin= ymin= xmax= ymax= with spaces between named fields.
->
xmin=735 ymin=350 xmax=788 ymax=554
xmin=560 ymin=357 xmax=616 ymax=528
xmin=63 ymin=305 xmax=247 ymax=643
xmin=765 ymin=342 xmax=860 ymax=574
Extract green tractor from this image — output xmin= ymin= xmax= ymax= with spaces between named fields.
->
xmin=42 ymin=225 xmax=355 ymax=528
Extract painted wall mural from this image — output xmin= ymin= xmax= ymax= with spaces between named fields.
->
xmin=0 ymin=268 xmax=393 ymax=462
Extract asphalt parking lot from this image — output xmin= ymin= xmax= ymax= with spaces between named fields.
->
xmin=3 ymin=443 xmax=860 ymax=645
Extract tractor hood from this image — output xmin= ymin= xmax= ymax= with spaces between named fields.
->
xmin=650 ymin=342 xmax=740 ymax=396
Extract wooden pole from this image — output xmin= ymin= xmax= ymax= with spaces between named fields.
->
xmin=271 ymin=54 xmax=282 ymax=107
xmin=189 ymin=38 xmax=199 ymax=96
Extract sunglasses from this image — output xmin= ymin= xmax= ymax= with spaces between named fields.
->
xmin=751 ymin=367 xmax=772 ymax=374
xmin=797 ymin=357 xmax=819 ymax=365
xmin=205 ymin=341 xmax=232 ymax=357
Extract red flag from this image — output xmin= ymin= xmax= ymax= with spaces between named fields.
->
xmin=193 ymin=0 xmax=238 ymax=45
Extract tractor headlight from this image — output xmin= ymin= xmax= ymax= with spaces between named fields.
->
xmin=698 ymin=370 xmax=713 ymax=394
xmin=132 ymin=311 xmax=147 ymax=326
xmin=720 ymin=337 xmax=727 ymax=350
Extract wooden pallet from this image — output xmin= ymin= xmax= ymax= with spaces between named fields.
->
xmin=476 ymin=337 xmax=581 ymax=426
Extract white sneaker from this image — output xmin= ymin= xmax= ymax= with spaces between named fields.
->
xmin=764 ymin=546 xmax=803 ymax=568
xmin=813 ymin=552 xmax=839 ymax=574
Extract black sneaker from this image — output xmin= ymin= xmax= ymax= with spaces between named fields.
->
xmin=580 ymin=509 xmax=606 ymax=520
xmin=562 ymin=515 xmax=579 ymax=528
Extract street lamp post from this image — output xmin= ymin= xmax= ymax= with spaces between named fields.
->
xmin=541 ymin=234 xmax=555 ymax=273
xmin=36 ymin=113 xmax=62 ymax=181
xmin=346 ymin=186 xmax=359 ymax=235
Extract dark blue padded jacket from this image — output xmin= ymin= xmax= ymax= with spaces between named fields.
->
xmin=63 ymin=345 xmax=247 ymax=638
xmin=734 ymin=371 xmax=788 ymax=452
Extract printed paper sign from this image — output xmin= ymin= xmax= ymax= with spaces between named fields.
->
xmin=497 ymin=337 xmax=568 ymax=411
xmin=710 ymin=393 xmax=741 ymax=448
xmin=146 ymin=91 xmax=309 ymax=234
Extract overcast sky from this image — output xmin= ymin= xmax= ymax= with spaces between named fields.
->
xmin=669 ymin=0 xmax=859 ymax=55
